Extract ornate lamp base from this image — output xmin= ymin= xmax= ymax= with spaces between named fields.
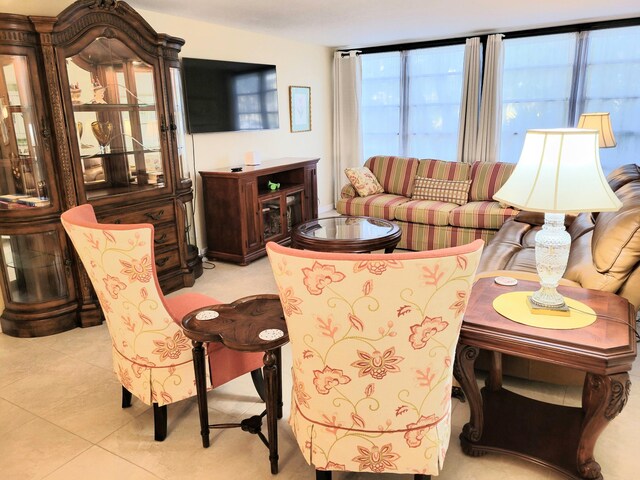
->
xmin=532 ymin=212 xmax=571 ymax=313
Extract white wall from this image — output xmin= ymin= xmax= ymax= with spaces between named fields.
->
xmin=1 ymin=1 xmax=335 ymax=251
xmin=140 ymin=11 xmax=335 ymax=249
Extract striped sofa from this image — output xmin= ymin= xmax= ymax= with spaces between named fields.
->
xmin=337 ymin=156 xmax=518 ymax=251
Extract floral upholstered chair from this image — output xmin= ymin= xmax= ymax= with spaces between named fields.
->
xmin=266 ymin=240 xmax=483 ymax=479
xmin=61 ymin=204 xmax=264 ymax=441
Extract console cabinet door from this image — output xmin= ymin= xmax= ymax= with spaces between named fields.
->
xmin=304 ymin=164 xmax=318 ymax=220
xmin=243 ymin=179 xmax=260 ymax=251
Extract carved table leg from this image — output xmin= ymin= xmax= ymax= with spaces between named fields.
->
xmin=192 ymin=340 xmax=210 ymax=448
xmin=453 ymin=344 xmax=485 ymax=456
xmin=486 ymin=351 xmax=502 ymax=392
xmin=577 ymin=372 xmax=631 ymax=480
xmin=264 ymin=349 xmax=279 ymax=474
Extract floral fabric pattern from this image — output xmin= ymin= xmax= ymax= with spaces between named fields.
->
xmin=62 ymin=217 xmax=198 ymax=406
xmin=62 ymin=206 xmax=262 ymax=410
xmin=267 ymin=240 xmax=483 ymax=475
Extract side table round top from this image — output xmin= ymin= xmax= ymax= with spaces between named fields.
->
xmin=182 ymin=294 xmax=288 ymax=352
xmin=292 ymin=216 xmax=401 ymax=253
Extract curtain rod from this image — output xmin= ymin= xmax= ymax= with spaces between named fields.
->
xmin=340 ymin=16 xmax=640 ymax=55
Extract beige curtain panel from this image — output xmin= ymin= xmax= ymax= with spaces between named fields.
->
xmin=333 ymin=51 xmax=363 ymax=205
xmin=457 ymin=37 xmax=481 ymax=163
xmin=476 ymin=34 xmax=505 ymax=162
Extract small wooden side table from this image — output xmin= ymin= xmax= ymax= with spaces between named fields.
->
xmin=182 ymin=294 xmax=288 ymax=474
xmin=454 ymin=278 xmax=636 ymax=480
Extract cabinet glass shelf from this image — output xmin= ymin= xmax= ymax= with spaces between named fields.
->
xmin=81 ymin=148 xmax=160 ymax=159
xmin=72 ymin=103 xmax=155 ymax=111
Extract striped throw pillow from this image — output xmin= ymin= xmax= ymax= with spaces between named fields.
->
xmin=344 ymin=166 xmax=385 ymax=197
xmin=411 ymin=176 xmax=471 ymax=205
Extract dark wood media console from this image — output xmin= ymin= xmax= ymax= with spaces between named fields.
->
xmin=200 ymin=157 xmax=319 ymax=265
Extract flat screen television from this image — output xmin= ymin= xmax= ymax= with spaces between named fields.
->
xmin=182 ymin=58 xmax=279 ymax=134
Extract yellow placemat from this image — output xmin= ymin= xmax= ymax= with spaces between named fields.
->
xmin=493 ymin=291 xmax=597 ymax=330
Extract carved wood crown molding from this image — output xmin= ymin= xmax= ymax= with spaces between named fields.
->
xmin=0 ymin=30 xmax=37 ymax=45
xmin=89 ymin=0 xmax=119 ymax=10
xmin=52 ymin=12 xmax=157 ymax=56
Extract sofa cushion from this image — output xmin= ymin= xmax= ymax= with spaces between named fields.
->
xmin=336 ymin=193 xmax=410 ymax=220
xmin=344 ymin=166 xmax=384 ymax=196
xmin=416 ymin=158 xmax=471 ymax=181
xmin=606 ymin=163 xmax=640 ymax=192
xmin=395 ymin=220 xmax=497 ymax=251
xmin=449 ymin=201 xmax=519 ymax=229
xmin=469 ymin=161 xmax=516 ymax=201
xmin=591 ymin=182 xmax=640 ymax=276
xmin=394 ymin=199 xmax=457 ymax=226
xmin=365 ymin=155 xmax=419 ymax=197
xmin=411 ymin=176 xmax=471 ymax=205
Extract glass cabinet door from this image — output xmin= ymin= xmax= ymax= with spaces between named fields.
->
xmin=286 ymin=191 xmax=304 ymax=233
xmin=169 ymin=66 xmax=190 ymax=187
xmin=0 ymin=54 xmax=51 ymax=209
xmin=0 ymin=230 xmax=68 ymax=304
xmin=65 ymin=36 xmax=166 ymax=200
xmin=261 ymin=196 xmax=283 ymax=241
xmin=170 ymin=66 xmax=199 ymax=259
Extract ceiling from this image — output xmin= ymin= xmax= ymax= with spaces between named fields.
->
xmin=127 ymin=0 xmax=640 ymax=48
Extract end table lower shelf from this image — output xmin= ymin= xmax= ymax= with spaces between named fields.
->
xmin=182 ymin=294 xmax=288 ymax=474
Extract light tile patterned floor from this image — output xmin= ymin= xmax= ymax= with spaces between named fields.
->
xmin=0 ymin=255 xmax=638 ymax=479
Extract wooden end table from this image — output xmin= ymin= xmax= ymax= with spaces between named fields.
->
xmin=291 ymin=216 xmax=401 ymax=253
xmin=182 ymin=294 xmax=288 ymax=474
xmin=454 ymin=278 xmax=636 ymax=480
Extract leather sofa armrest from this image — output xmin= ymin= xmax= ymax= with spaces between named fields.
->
xmin=340 ymin=183 xmax=357 ymax=199
xmin=515 ymin=210 xmax=577 ymax=227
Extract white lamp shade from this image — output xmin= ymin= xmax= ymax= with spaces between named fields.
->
xmin=577 ymin=112 xmax=617 ymax=148
xmin=493 ymin=129 xmax=622 ymax=213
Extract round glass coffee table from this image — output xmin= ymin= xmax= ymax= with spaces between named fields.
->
xmin=291 ymin=216 xmax=401 ymax=253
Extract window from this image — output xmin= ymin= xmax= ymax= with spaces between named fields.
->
xmin=501 ymin=34 xmax=576 ymax=163
xmin=581 ymin=26 xmax=640 ymax=174
xmin=361 ymin=52 xmax=401 ymax=159
xmin=500 ymin=25 xmax=640 ymax=174
xmin=361 ymin=45 xmax=465 ymax=162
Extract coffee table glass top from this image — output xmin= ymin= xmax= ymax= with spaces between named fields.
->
xmin=296 ymin=216 xmax=397 ymax=240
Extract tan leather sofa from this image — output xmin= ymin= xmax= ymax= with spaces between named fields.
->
xmin=476 ymin=163 xmax=640 ymax=383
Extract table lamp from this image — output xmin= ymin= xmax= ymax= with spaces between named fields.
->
xmin=577 ymin=112 xmax=616 ymax=148
xmin=493 ymin=129 xmax=622 ymax=313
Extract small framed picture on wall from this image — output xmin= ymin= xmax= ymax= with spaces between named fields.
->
xmin=289 ymin=86 xmax=311 ymax=132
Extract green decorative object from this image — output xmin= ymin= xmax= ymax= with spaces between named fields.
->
xmin=268 ymin=181 xmax=280 ymax=191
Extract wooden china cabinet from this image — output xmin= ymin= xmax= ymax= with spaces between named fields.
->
xmin=0 ymin=0 xmax=200 ymax=337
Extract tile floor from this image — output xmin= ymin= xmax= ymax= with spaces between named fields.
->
xmin=0 ymin=256 xmax=638 ymax=480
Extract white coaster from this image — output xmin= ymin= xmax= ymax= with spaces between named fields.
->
xmin=259 ymin=329 xmax=284 ymax=341
xmin=494 ymin=276 xmax=518 ymax=286
xmin=195 ymin=310 xmax=219 ymax=320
